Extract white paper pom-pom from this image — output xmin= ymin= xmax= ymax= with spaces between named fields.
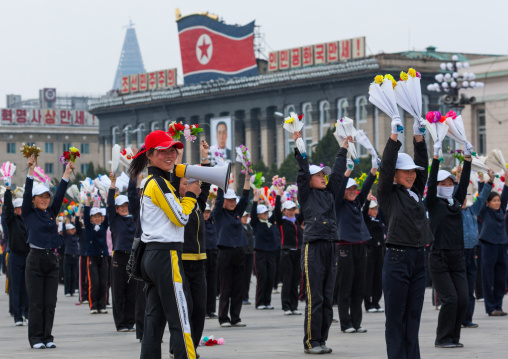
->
xmin=462 ymin=80 xmax=469 ymax=87
xmin=462 ymin=72 xmax=469 ymax=80
xmin=469 ymin=73 xmax=476 ymax=80
xmin=451 ymin=81 xmax=457 ymax=88
xmin=453 ymin=72 xmax=459 ymax=78
xmin=456 ymin=62 xmax=463 ymax=69
xmin=440 ymin=63 xmax=447 ymax=70
xmin=444 ymin=73 xmax=452 ymax=81
xmin=470 ymin=81 xmax=476 ymax=88
xmin=442 ymin=82 xmax=449 ymax=88
xmin=446 ymin=62 xmax=454 ymax=70
xmin=463 ymin=62 xmax=470 ymax=68
xmin=435 ymin=74 xmax=444 ymax=82
xmin=452 ymin=55 xmax=459 ymax=61
xmin=427 ymin=84 xmax=434 ymax=91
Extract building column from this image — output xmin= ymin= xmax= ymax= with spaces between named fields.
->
xmin=246 ymin=109 xmax=260 ymax=164
xmin=261 ymin=108 xmax=275 ymax=167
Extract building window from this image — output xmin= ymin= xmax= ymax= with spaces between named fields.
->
xmin=302 ymin=102 xmax=314 ymax=156
xmin=45 ymin=142 xmax=54 ymax=154
xmin=7 ymin=143 xmax=16 ymax=153
xmin=81 ymin=143 xmax=89 ymax=154
xmin=124 ymin=125 xmax=132 ymax=148
xmin=112 ymin=126 xmax=119 ymax=145
xmin=45 ymin=163 xmax=54 ymax=174
xmin=337 ymin=98 xmax=349 ymax=119
xmin=63 ymin=143 xmax=72 ymax=152
xmin=81 ymin=163 xmax=89 ymax=174
xmin=26 ymin=142 xmax=35 ymax=147
xmin=151 ymin=121 xmax=160 ymax=132
xmin=356 ymin=96 xmax=368 ymax=124
xmin=477 ymin=109 xmax=486 ymax=155
xmin=319 ymin=100 xmax=331 ymax=139
xmin=136 ymin=123 xmax=146 ymax=148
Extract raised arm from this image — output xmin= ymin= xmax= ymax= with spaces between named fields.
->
xmin=127 ymin=176 xmax=139 ymax=220
xmin=453 ymin=158 xmax=471 ymax=206
xmin=377 ymin=138 xmax=401 ymax=206
xmin=358 ymin=171 xmax=376 ymax=207
xmin=470 ymin=171 xmax=494 ymax=216
xmin=106 ymin=187 xmax=117 ymax=222
xmin=274 ymin=195 xmax=283 ymax=225
xmin=21 ymin=157 xmax=36 ymax=219
xmin=250 ymin=200 xmax=259 ymax=228
xmin=84 ymin=205 xmax=92 ymax=231
xmin=51 ymin=162 xmax=74 ymax=216
xmin=327 ymin=145 xmax=348 ymax=198
xmin=501 ymin=180 xmax=508 ymax=214
xmin=426 ymin=158 xmax=440 ymax=209
xmin=412 ymin=137 xmax=429 ymax=196
xmin=3 ymin=189 xmax=14 ymax=223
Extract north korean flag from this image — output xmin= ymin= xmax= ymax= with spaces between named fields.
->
xmin=177 ymin=15 xmax=259 ymax=84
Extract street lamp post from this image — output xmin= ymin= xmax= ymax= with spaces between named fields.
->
xmin=427 ymin=55 xmax=485 ymax=115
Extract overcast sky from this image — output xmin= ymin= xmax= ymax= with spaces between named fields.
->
xmin=1 ymin=0 xmax=506 ymax=107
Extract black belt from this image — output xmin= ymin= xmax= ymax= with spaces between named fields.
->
xmin=30 ymin=248 xmax=56 ymax=254
xmin=114 ymin=250 xmax=131 ymax=254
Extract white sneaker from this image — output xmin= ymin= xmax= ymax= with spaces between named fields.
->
xmin=82 ymin=300 xmax=89 ymax=304
xmin=292 ymin=310 xmax=302 ymax=315
xmin=32 ymin=343 xmax=46 ymax=349
xmin=367 ymin=308 xmax=377 ymax=313
xmin=15 ymin=321 xmax=24 ymax=326
xmin=46 ymin=342 xmax=56 ymax=348
xmin=65 ymin=293 xmax=71 ymax=297
xmin=256 ymin=305 xmax=267 ymax=310
xmin=99 ymin=309 xmax=108 ymax=314
xmin=266 ymin=305 xmax=274 ymax=310
xmin=90 ymin=309 xmax=98 ymax=314
xmin=284 ymin=310 xmax=293 ymax=315
xmin=343 ymin=327 xmax=356 ymax=333
xmin=356 ymin=327 xmax=367 ymax=333
xmin=377 ymin=308 xmax=384 ymax=313
xmin=106 ymin=304 xmax=112 ymax=309
xmin=220 ymin=322 xmax=231 ymax=327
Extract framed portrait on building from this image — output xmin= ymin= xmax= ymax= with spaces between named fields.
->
xmin=210 ymin=116 xmax=233 ymax=164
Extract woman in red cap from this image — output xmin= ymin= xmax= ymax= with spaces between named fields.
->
xmin=129 ymin=130 xmax=200 ymax=359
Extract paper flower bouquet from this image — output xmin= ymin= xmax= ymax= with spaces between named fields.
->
xmin=369 ymin=74 xmax=403 ymax=133
xmin=283 ymin=112 xmax=306 ymax=157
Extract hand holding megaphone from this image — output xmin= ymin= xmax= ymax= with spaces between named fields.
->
xmin=186 ymin=180 xmax=201 ymax=197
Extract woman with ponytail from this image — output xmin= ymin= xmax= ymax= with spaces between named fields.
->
xmin=129 ymin=130 xmax=200 ymax=359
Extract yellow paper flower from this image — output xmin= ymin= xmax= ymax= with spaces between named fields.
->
xmin=69 ymin=146 xmax=79 ymax=153
xmin=374 ymin=75 xmax=384 ymax=84
xmin=400 ymin=72 xmax=408 ymax=81
xmin=384 ymin=74 xmax=394 ymax=81
xmin=408 ymin=68 xmax=416 ymax=78
xmin=285 ymin=117 xmax=294 ymax=124
xmin=391 ymin=79 xmax=397 ymax=89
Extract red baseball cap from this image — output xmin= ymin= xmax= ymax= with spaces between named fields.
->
xmin=133 ymin=130 xmax=184 ymax=158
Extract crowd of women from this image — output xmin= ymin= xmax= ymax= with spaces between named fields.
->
xmin=1 ymin=101 xmax=508 ymax=359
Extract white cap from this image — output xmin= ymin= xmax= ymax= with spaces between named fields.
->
xmin=257 ymin=204 xmax=269 ymax=214
xmin=346 ymin=178 xmax=358 ymax=189
xmin=66 ymin=224 xmax=75 ymax=230
xmin=282 ymin=201 xmax=297 ymax=210
xmin=309 ymin=165 xmax=331 ymax=176
xmin=114 ymin=195 xmax=129 ymax=206
xmin=90 ymin=208 xmax=105 ymax=216
xmin=32 ymin=184 xmax=53 ymax=198
xmin=437 ymin=170 xmax=456 ymax=183
xmin=13 ymin=198 xmax=23 ymax=208
xmin=140 ymin=178 xmax=147 ymax=189
xmin=369 ymin=200 xmax=379 ymax=209
xmin=223 ymin=189 xmax=237 ymax=199
xmin=205 ymin=203 xmax=211 ymax=211
xmin=395 ymin=153 xmax=424 ymax=170
xmin=242 ymin=211 xmax=249 ymax=217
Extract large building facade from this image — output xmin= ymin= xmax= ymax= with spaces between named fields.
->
xmin=90 ymin=48 xmax=496 ymax=179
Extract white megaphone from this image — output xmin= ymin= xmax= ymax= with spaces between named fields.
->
xmin=174 ymin=163 xmax=231 ymax=192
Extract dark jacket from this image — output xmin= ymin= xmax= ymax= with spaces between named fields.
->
xmin=84 ymin=206 xmax=109 ymax=257
xmin=77 ymin=216 xmax=88 ymax=256
xmin=335 ymin=172 xmax=375 ymax=243
xmin=213 ymin=188 xmax=250 ymax=248
xmin=463 ymin=182 xmax=492 ymax=249
xmin=205 ymin=216 xmax=218 ymax=250
xmin=274 ymin=195 xmax=302 ymax=250
xmin=21 ymin=176 xmax=69 ymax=249
xmin=478 ymin=184 xmax=508 ymax=245
xmin=242 ymin=222 xmax=254 ymax=254
xmin=426 ymin=158 xmax=471 ymax=250
xmin=362 ymin=200 xmax=385 ymax=247
xmin=251 ymin=201 xmax=278 ymax=251
xmin=62 ymin=217 xmax=82 ymax=256
xmin=171 ymin=168 xmax=212 ymax=260
xmin=377 ymin=138 xmax=433 ymax=248
xmin=4 ymin=189 xmax=29 ymax=256
xmin=107 ymin=188 xmax=136 ymax=252
xmin=296 ymin=147 xmax=347 ymax=243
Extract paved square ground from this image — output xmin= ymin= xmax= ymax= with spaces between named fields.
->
xmin=0 ymin=273 xmax=506 ymax=358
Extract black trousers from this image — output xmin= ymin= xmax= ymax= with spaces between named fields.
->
xmin=273 ymin=247 xmax=281 ymax=289
xmin=140 ymin=246 xmax=195 ymax=359
xmin=182 ymin=260 xmax=206 ymax=350
xmin=135 ymin=280 xmax=146 ymax=340
xmin=205 ymin=249 xmax=218 ymax=314
xmin=474 ymin=245 xmax=483 ymax=300
xmin=64 ymin=254 xmax=79 ymax=295
xmin=481 ymin=242 xmax=508 ymax=314
xmin=383 ymin=246 xmax=426 ymax=359
xmin=254 ymin=250 xmax=276 ymax=307
xmin=462 ymin=248 xmax=477 ymax=325
xmin=218 ymin=247 xmax=245 ymax=325
xmin=111 ymin=251 xmax=136 ymax=329
xmin=79 ymin=255 xmax=89 ymax=302
xmin=243 ymin=253 xmax=253 ymax=302
xmin=87 ymin=256 xmax=108 ymax=310
xmin=336 ymin=243 xmax=366 ymax=331
xmin=280 ymin=249 xmax=301 ymax=311
xmin=9 ymin=252 xmax=29 ymax=323
xmin=25 ymin=249 xmax=59 ymax=346
xmin=302 ymin=240 xmax=337 ymax=350
xmin=364 ymin=245 xmax=384 ymax=310
xmin=429 ymin=249 xmax=468 ymax=344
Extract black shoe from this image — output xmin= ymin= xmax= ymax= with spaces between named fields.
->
xmin=320 ymin=344 xmax=332 ymax=353
xmin=454 ymin=343 xmax=464 ymax=348
xmin=462 ymin=322 xmax=479 ymax=328
xmin=435 ymin=342 xmax=457 ymax=348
